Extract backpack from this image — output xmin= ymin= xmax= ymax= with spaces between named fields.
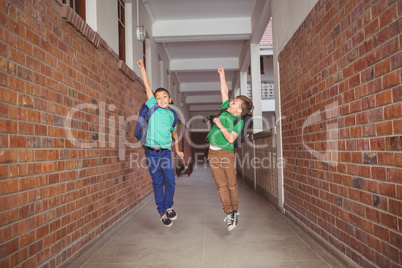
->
xmin=213 ymin=108 xmax=253 ymax=148
xmin=134 ymin=103 xmax=178 ymax=146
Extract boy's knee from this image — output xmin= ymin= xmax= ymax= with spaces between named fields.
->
xmin=228 ymin=184 xmax=238 ymax=191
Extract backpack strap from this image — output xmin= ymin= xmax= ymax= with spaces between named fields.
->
xmin=234 ymin=116 xmax=242 ymax=126
xmin=144 ymin=103 xmax=160 ymax=121
xmin=168 ymin=107 xmax=178 ymax=128
xmin=134 ymin=103 xmax=159 ymax=146
xmin=217 ymin=108 xmax=243 ymax=127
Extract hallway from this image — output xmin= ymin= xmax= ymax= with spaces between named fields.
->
xmin=61 ymin=166 xmax=348 ymax=268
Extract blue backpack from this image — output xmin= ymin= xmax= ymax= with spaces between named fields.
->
xmin=134 ymin=103 xmax=178 ymax=146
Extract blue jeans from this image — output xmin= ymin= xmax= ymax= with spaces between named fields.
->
xmin=145 ymin=149 xmax=176 ymax=214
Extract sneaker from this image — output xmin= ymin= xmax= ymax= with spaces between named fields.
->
xmin=224 ymin=213 xmax=235 ymax=231
xmin=233 ymin=211 xmax=240 ymax=226
xmin=160 ymin=213 xmax=173 ymax=227
xmin=166 ymin=208 xmax=177 ymax=221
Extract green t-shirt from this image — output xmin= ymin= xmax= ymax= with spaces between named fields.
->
xmin=145 ymin=96 xmax=177 ymax=149
xmin=206 ymin=100 xmax=244 ymax=152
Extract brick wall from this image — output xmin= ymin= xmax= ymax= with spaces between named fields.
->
xmin=279 ymin=0 xmax=401 ymax=267
xmin=236 ymin=130 xmax=278 ymax=205
xmin=237 ymin=138 xmax=254 ymax=185
xmin=254 ymin=131 xmax=278 ymax=205
xmin=0 ymin=1 xmax=152 ymax=267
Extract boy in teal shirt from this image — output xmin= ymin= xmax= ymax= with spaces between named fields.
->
xmin=207 ymin=66 xmax=253 ymax=231
xmin=137 ymin=59 xmax=184 ymax=227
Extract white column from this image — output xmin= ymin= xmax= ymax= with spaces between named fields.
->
xmin=272 ymin=1 xmax=285 ymax=213
xmin=250 ymin=43 xmax=262 ymax=133
xmin=240 ymin=71 xmax=248 ymax=96
xmin=145 ymin=38 xmax=154 ymax=88
xmin=274 ymin=61 xmax=284 ymax=212
xmin=167 ymin=72 xmax=172 ymax=98
xmin=172 ymin=82 xmax=177 ymax=106
xmin=158 ymin=60 xmax=163 ymax=88
xmin=124 ymin=2 xmax=134 ymax=70
xmin=234 ymin=87 xmax=240 ymax=97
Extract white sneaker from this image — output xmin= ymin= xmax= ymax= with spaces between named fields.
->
xmin=160 ymin=213 xmax=173 ymax=227
xmin=224 ymin=213 xmax=235 ymax=231
xmin=233 ymin=211 xmax=239 ymax=227
xmin=166 ymin=208 xmax=177 ymax=221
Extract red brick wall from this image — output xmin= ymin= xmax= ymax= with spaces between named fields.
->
xmin=0 ymin=1 xmax=152 ymax=267
xmin=279 ymin=0 xmax=401 ymax=267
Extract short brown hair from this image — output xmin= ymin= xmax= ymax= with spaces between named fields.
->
xmin=155 ymin=87 xmax=170 ymax=97
xmin=235 ymin=95 xmax=253 ymax=116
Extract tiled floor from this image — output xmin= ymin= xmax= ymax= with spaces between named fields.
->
xmin=61 ymin=165 xmax=352 ymax=268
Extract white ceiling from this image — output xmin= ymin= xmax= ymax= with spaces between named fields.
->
xmin=142 ymin=0 xmax=272 ymax=113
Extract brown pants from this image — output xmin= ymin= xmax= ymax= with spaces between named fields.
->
xmin=208 ymin=149 xmax=239 ymax=214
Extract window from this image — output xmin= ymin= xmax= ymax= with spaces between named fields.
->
xmin=118 ymin=0 xmax=126 ymax=62
xmin=62 ymin=0 xmax=86 ymax=20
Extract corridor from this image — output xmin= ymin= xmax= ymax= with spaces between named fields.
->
xmin=61 ymin=166 xmax=349 ymax=268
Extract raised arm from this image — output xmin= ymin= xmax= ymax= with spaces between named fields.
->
xmin=136 ymin=59 xmax=154 ymax=100
xmin=217 ymin=66 xmax=229 ymax=103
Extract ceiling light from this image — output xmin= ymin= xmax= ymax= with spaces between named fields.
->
xmin=136 ymin=26 xmax=146 ymax=41
xmin=136 ymin=0 xmax=146 ymax=41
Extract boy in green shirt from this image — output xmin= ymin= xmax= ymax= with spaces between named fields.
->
xmin=137 ymin=59 xmax=184 ymax=227
xmin=206 ymin=66 xmax=253 ymax=231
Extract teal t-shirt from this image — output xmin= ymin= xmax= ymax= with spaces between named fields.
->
xmin=206 ymin=100 xmax=244 ymax=152
xmin=145 ymin=96 xmax=177 ymax=149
